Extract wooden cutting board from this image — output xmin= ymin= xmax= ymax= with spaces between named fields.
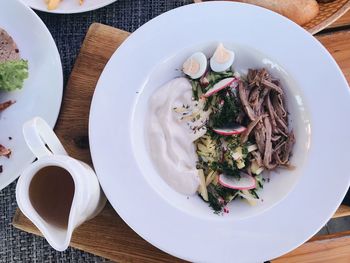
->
xmin=12 ymin=23 xmax=350 ymax=262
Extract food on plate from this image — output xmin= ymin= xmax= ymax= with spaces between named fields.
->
xmin=0 ymin=28 xmax=28 ymax=91
xmin=0 ymin=100 xmax=14 ymax=111
xmin=0 ymin=28 xmax=20 ymax=62
xmin=0 ymin=60 xmax=29 ymax=91
xmin=0 ymin=27 xmax=28 ymax=161
xmin=0 ymin=102 xmax=12 ymax=159
xmin=148 ymin=43 xmax=295 ymax=213
xmin=231 ymin=0 xmax=319 ymax=25
xmin=183 ymin=52 xmax=207 ymax=79
xmin=148 ymin=78 xmax=205 ymax=195
xmin=210 ymin=43 xmax=235 ymax=72
xmin=45 ymin=0 xmax=84 ymax=10
xmin=0 ymin=99 xmax=15 ymax=160
xmin=0 ymin=144 xmax=11 ymax=158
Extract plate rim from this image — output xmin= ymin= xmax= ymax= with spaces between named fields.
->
xmin=21 ymin=0 xmax=118 ymax=14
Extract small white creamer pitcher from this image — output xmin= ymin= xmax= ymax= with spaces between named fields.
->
xmin=16 ymin=117 xmax=106 ymax=251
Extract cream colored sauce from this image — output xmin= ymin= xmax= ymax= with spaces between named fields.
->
xmin=147 ymin=78 xmax=201 ymax=195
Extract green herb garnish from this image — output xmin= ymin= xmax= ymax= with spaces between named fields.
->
xmin=0 ymin=59 xmax=28 ymax=91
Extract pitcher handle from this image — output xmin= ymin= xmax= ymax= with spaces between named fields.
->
xmin=23 ymin=117 xmax=67 ymax=159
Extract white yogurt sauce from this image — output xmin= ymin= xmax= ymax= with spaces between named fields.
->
xmin=147 ymin=77 xmax=202 ymax=195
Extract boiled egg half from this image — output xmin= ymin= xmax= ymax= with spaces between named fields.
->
xmin=182 ymin=52 xmax=207 ymax=79
xmin=210 ymin=43 xmax=235 ymax=72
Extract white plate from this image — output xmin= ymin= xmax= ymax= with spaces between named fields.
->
xmin=21 ymin=0 xmax=117 ymax=14
xmin=89 ymin=2 xmax=350 ymax=262
xmin=0 ymin=0 xmax=62 ymax=191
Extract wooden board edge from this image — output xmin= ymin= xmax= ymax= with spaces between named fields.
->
xmin=310 ymin=230 xmax=350 ymax=242
xmin=12 ymin=209 xmax=41 ymax=236
xmin=332 ymin=204 xmax=350 ymax=218
xmin=316 ymin=28 xmax=350 ymax=39
xmin=327 ymin=10 xmax=350 ymax=29
xmin=11 ymin=209 xmax=21 ymax=228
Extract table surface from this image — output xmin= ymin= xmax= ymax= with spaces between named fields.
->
xmin=1 ymin=1 xmax=350 ymax=262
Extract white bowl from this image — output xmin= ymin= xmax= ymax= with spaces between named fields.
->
xmin=89 ymin=2 xmax=350 ymax=262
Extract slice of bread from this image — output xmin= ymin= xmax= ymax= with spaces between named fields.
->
xmin=233 ymin=0 xmax=320 ymax=26
xmin=0 ymin=28 xmax=20 ymax=63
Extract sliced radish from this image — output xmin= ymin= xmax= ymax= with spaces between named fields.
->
xmin=213 ymin=124 xmax=246 ymax=136
xmin=203 ymin=77 xmax=237 ymax=97
xmin=218 ymin=173 xmax=256 ymax=190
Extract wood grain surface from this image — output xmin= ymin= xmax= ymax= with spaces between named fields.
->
xmin=318 ymin=30 xmax=350 ymax=83
xmin=272 ymin=236 xmax=350 ymax=263
xmin=327 ymin=9 xmax=350 ymax=29
xmin=12 ymin=23 xmax=350 ymax=262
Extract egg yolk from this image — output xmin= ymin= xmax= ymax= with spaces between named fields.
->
xmin=213 ymin=43 xmax=231 ymax=64
xmin=183 ymin=57 xmax=200 ymax=76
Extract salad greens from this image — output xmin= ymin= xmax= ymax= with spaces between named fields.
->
xmin=0 ymin=59 xmax=28 ymax=91
xmin=184 ymin=69 xmax=265 ymax=214
xmin=179 ymin=44 xmax=294 ymax=214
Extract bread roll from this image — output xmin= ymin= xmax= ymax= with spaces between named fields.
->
xmin=233 ymin=0 xmax=319 ymax=25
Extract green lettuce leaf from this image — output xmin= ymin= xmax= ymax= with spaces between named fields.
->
xmin=0 ymin=59 xmax=29 ymax=91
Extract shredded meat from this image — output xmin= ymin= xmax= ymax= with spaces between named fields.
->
xmin=272 ymin=93 xmax=287 ymax=118
xmin=254 ymin=126 xmax=265 ymax=154
xmin=255 ymin=88 xmax=269 ymax=114
xmin=263 ymin=117 xmax=277 ymax=169
xmin=251 ymin=151 xmax=263 ymax=167
xmin=266 ymin=95 xmax=277 ymax=131
xmin=0 ymin=144 xmax=11 ymax=158
xmin=248 ymin=87 xmax=260 ymax=106
xmin=0 ymin=100 xmax=14 ymax=111
xmin=0 ymin=101 xmax=15 ymax=160
xmin=239 ymin=68 xmax=295 ymax=170
xmin=238 ymin=81 xmax=256 ymax=121
xmin=261 ymin=78 xmax=284 ymax=94
xmin=241 ymin=115 xmax=262 ymax=143
xmin=235 ymin=111 xmax=246 ymax=124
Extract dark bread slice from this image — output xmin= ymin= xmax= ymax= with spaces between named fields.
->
xmin=0 ymin=28 xmax=20 ymax=62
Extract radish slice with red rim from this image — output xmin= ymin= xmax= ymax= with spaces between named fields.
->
xmin=218 ymin=173 xmax=256 ymax=190
xmin=213 ymin=124 xmax=246 ymax=136
xmin=203 ymin=77 xmax=238 ymax=97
